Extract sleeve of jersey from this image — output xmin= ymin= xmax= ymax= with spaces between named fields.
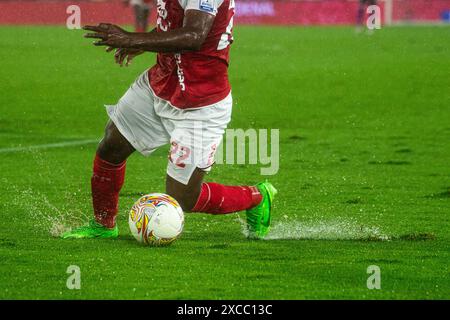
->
xmin=184 ymin=0 xmax=224 ymax=16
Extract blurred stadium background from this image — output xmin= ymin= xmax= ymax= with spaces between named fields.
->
xmin=0 ymin=0 xmax=449 ymax=26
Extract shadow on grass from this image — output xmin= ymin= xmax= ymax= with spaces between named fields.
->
xmin=393 ymin=232 xmax=436 ymax=241
xmin=111 ymin=232 xmax=436 ymax=246
xmin=425 ymin=188 xmax=450 ymax=199
xmin=261 ymin=232 xmax=436 ymax=242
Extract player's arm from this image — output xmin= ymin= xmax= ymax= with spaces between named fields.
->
xmin=84 ymin=10 xmax=215 ymax=53
xmin=105 ymin=28 xmax=158 ymax=67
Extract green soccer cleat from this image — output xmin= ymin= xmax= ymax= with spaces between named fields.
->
xmin=61 ymin=219 xmax=118 ymax=239
xmin=246 ymin=181 xmax=277 ymax=239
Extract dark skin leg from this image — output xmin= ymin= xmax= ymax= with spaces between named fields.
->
xmin=97 ymin=120 xmax=135 ymax=164
xmin=166 ymin=169 xmax=205 ymax=212
xmin=98 ymin=120 xmax=204 ymax=212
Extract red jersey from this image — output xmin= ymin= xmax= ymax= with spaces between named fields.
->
xmin=148 ymin=0 xmax=235 ymax=109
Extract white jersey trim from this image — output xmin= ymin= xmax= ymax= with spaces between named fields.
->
xmin=179 ymin=0 xmax=225 ymax=16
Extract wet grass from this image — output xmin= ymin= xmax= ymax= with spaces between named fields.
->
xmin=0 ymin=25 xmax=449 ymax=299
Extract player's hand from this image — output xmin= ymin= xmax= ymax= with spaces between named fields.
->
xmin=83 ymin=23 xmax=132 ymax=48
xmin=106 ymin=47 xmax=144 ymax=67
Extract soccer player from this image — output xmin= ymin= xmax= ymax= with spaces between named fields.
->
xmin=62 ymin=0 xmax=277 ymax=240
xmin=124 ymin=0 xmax=155 ymax=32
xmin=356 ymin=0 xmax=378 ymax=30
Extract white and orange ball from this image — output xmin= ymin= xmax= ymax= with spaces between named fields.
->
xmin=128 ymin=193 xmax=184 ymax=246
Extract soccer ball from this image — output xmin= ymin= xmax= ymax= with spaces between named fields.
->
xmin=128 ymin=193 xmax=184 ymax=246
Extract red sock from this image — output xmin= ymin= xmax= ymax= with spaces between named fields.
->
xmin=91 ymin=154 xmax=126 ymax=228
xmin=191 ymin=183 xmax=262 ymax=214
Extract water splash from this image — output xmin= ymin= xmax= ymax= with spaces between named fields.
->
xmin=4 ymin=179 xmax=89 ymax=237
xmin=2 ymin=147 xmax=93 ymax=236
xmin=237 ymin=215 xmax=390 ymax=241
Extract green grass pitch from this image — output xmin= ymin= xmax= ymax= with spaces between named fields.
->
xmin=0 ymin=25 xmax=449 ymax=299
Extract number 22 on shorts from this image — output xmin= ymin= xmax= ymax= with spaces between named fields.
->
xmin=169 ymin=141 xmax=191 ymax=168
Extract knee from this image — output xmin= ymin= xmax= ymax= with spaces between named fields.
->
xmin=97 ymin=122 xmax=134 ymax=164
xmin=97 ymin=140 xmax=123 ymax=164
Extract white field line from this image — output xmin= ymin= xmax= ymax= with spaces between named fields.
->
xmin=0 ymin=139 xmax=99 ymax=154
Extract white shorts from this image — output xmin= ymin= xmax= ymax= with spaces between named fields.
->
xmin=106 ymin=71 xmax=232 ymax=185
